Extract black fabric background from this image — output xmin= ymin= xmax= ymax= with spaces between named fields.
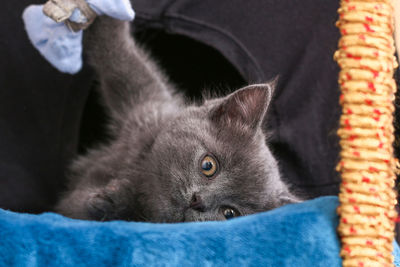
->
xmin=0 ymin=1 xmax=93 ymax=212
xmin=0 ymin=0 xmax=372 ymax=212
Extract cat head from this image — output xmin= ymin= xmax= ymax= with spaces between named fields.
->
xmin=58 ymin=83 xmax=299 ymax=222
xmin=140 ymin=83 xmax=299 ymax=222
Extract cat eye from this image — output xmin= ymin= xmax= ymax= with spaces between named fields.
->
xmin=199 ymin=154 xmax=219 ymax=178
xmin=222 ymin=207 xmax=239 ymax=220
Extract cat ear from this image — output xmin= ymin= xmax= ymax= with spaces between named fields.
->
xmin=210 ymin=83 xmax=274 ymax=130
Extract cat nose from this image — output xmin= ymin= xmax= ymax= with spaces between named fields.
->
xmin=190 ymin=193 xmax=205 ymax=212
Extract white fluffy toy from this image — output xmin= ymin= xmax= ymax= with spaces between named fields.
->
xmin=22 ymin=0 xmax=135 ymax=74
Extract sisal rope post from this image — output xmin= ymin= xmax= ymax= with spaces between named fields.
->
xmin=335 ymin=0 xmax=398 ymax=266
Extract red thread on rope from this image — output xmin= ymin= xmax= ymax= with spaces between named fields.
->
xmin=393 ymin=216 xmax=400 ymax=223
xmin=346 ymin=53 xmax=361 ymax=60
xmin=363 ymin=23 xmax=375 ymax=33
xmin=369 ymin=166 xmax=379 ymax=172
xmin=365 ymin=99 xmax=373 ymax=105
xmin=346 ymin=188 xmax=353 ymax=194
xmin=353 ymin=205 xmax=361 ymax=213
xmin=362 ymin=177 xmax=370 ymax=183
xmin=348 ymin=135 xmax=358 ymax=141
xmin=368 ymin=82 xmax=376 ymax=92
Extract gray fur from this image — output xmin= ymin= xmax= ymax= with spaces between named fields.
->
xmin=56 ymin=17 xmax=299 ymax=222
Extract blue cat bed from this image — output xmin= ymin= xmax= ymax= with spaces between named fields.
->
xmin=1 ymin=196 xmax=399 ymax=266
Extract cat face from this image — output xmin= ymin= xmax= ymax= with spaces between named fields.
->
xmin=129 ymin=84 xmax=298 ymax=222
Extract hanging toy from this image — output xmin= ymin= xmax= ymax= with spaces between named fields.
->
xmin=22 ymin=0 xmax=135 ymax=74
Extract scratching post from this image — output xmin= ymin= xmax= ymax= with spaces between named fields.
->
xmin=335 ymin=0 xmax=398 ymax=266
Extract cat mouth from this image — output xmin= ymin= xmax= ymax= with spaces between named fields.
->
xmin=181 ymin=208 xmax=207 ymax=222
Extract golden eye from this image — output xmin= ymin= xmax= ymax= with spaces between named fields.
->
xmin=200 ymin=154 xmax=218 ymax=178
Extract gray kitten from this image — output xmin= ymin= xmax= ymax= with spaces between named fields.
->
xmin=56 ymin=17 xmax=299 ymax=222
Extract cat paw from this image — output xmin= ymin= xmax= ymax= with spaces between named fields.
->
xmin=87 ymin=191 xmax=116 ymax=221
xmin=86 ymin=179 xmax=132 ymax=221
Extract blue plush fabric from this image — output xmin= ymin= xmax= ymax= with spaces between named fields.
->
xmin=22 ymin=1 xmax=134 ymax=74
xmin=0 ymin=196 xmax=398 ymax=266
